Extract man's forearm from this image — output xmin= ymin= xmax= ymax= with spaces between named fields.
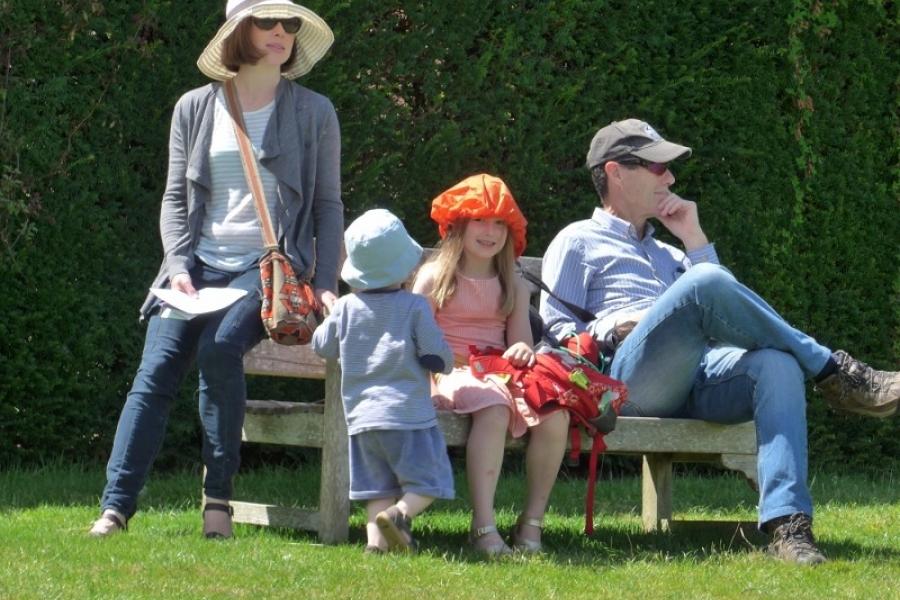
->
xmin=680 ymin=229 xmax=709 ymax=252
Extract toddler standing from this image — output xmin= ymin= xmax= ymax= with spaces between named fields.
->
xmin=312 ymin=209 xmax=455 ymax=553
xmin=413 ymin=174 xmax=569 ymax=556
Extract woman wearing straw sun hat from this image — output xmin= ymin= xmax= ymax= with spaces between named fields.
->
xmin=89 ymin=0 xmax=342 ymax=539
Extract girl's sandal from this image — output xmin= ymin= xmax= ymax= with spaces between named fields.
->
xmin=510 ymin=515 xmax=544 ymax=553
xmin=469 ymin=524 xmax=513 ymax=557
xmin=202 ymin=502 xmax=234 ymax=539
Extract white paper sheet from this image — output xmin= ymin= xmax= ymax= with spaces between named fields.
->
xmin=150 ymin=287 xmax=248 ymax=315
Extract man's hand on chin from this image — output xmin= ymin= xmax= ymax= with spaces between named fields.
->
xmin=656 ymin=193 xmax=708 ymax=250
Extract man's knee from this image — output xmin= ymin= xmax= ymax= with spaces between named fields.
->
xmin=746 ymin=349 xmax=805 ymax=388
xmin=745 ymin=349 xmax=807 ymax=416
xmin=680 ymin=262 xmax=736 ymax=291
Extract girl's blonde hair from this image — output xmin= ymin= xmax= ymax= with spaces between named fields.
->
xmin=428 ymin=219 xmax=517 ymax=316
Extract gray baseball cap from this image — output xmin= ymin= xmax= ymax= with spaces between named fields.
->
xmin=586 ymin=118 xmax=692 ymax=169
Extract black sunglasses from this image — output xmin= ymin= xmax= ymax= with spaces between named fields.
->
xmin=615 ymin=157 xmax=669 ymax=176
xmin=252 ymin=17 xmax=303 ymax=34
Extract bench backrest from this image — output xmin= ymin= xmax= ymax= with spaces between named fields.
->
xmin=244 ymin=251 xmax=545 ymax=378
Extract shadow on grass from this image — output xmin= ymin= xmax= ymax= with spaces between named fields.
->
xmin=238 ymin=509 xmax=900 ymax=566
xmin=2 ymin=464 xmax=898 ymax=565
xmin=411 ymin=522 xmax=900 ymax=565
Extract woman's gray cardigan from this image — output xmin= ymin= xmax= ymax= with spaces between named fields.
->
xmin=139 ymin=78 xmax=343 ymax=320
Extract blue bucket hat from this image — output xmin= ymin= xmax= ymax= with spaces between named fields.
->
xmin=341 ymin=209 xmax=423 ymax=290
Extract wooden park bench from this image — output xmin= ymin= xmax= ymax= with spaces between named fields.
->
xmin=230 ymin=256 xmax=758 ymax=543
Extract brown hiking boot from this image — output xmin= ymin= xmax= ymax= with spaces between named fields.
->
xmin=766 ymin=513 xmax=826 ymax=566
xmin=816 ymin=350 xmax=899 ymax=418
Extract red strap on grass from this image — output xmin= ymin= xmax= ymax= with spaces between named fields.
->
xmin=584 ymin=433 xmax=607 ymax=536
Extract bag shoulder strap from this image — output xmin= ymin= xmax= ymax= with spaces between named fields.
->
xmin=223 ymin=79 xmax=279 ymax=251
xmin=518 ymin=264 xmax=596 ymax=323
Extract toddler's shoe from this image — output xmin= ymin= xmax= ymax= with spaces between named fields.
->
xmin=375 ymin=506 xmax=416 ymax=553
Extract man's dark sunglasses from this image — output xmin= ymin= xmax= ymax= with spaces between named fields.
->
xmin=616 ymin=157 xmax=669 ymax=176
xmin=252 ymin=17 xmax=303 ymax=34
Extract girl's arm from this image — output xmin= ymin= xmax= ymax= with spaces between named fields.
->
xmin=411 ymin=262 xmax=438 ymax=312
xmin=412 ymin=298 xmax=454 ymax=374
xmin=503 ymin=274 xmax=535 ymax=367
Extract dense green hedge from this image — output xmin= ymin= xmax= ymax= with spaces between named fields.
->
xmin=1 ymin=0 xmax=896 ymax=470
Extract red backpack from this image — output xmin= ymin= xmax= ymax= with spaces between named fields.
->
xmin=469 ymin=333 xmax=628 ymax=534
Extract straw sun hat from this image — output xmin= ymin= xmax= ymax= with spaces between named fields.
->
xmin=197 ymin=0 xmax=334 ymax=81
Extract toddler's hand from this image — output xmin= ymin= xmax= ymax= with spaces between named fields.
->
xmin=316 ymin=288 xmax=338 ymax=313
xmin=503 ymin=342 xmax=535 ymax=367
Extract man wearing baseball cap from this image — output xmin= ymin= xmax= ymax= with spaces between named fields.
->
xmin=539 ymin=118 xmax=899 ymax=565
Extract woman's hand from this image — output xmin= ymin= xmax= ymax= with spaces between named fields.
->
xmin=170 ymin=273 xmax=198 ymax=298
xmin=316 ymin=288 xmax=338 ymax=313
xmin=503 ymin=341 xmax=535 ymax=368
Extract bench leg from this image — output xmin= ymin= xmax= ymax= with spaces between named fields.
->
xmin=318 ymin=359 xmax=350 ymax=543
xmin=719 ymin=453 xmax=759 ymax=493
xmin=642 ymin=453 xmax=673 ymax=533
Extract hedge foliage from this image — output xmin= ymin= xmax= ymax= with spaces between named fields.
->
xmin=1 ymin=0 xmax=897 ymax=470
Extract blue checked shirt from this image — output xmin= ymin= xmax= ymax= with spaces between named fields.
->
xmin=539 ymin=208 xmax=719 ymax=342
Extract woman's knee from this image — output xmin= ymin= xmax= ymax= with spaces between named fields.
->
xmin=195 ymin=339 xmax=243 ymax=375
xmin=130 ymin=353 xmax=186 ymax=399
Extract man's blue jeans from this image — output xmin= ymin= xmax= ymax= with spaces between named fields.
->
xmin=609 ymin=263 xmax=833 ymax=525
xmin=101 ymin=262 xmax=265 ymax=519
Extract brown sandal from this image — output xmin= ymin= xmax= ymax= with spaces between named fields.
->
xmin=202 ymin=502 xmax=234 ymax=539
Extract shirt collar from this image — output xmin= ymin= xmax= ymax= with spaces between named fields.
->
xmin=591 ymin=207 xmax=655 ymax=241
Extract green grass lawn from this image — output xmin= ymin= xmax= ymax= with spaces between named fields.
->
xmin=0 ymin=462 xmax=897 ymax=599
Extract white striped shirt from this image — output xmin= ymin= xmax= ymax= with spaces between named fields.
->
xmin=194 ymin=90 xmax=279 ymax=272
xmin=540 ymin=208 xmax=719 ymax=342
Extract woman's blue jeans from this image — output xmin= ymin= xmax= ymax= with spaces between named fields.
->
xmin=101 ymin=262 xmax=265 ymax=519
xmin=610 ymin=263 xmax=833 ymax=525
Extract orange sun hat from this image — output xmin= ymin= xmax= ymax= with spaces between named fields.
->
xmin=430 ymin=174 xmax=528 ymax=257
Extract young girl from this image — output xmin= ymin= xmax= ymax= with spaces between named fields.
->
xmin=413 ymin=174 xmax=570 ymax=555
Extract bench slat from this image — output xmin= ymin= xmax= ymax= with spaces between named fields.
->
xmin=604 ymin=417 xmax=756 ymax=454
xmin=244 ymin=340 xmax=325 ymax=379
xmin=243 ymin=400 xmax=324 ymax=447
xmin=230 ymin=501 xmax=320 ymax=530
xmin=243 ymin=405 xmax=756 ymax=456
